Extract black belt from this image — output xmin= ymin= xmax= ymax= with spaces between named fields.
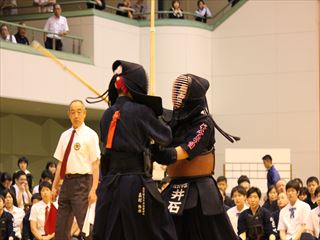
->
xmin=107 ymin=150 xmax=144 ymax=174
xmin=64 ymin=173 xmax=90 ymax=179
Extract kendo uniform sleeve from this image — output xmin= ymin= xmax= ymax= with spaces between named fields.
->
xmin=139 ymin=105 xmax=172 ymax=146
xmin=237 ymin=211 xmax=248 ymax=236
xmin=180 ymin=118 xmax=214 ymax=159
xmin=151 ymin=144 xmax=177 ymax=165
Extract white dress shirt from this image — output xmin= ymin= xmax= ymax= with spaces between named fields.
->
xmin=227 ymin=204 xmax=248 ymax=234
xmin=29 ymin=200 xmax=58 ymax=236
xmin=32 ymin=184 xmax=39 ymax=194
xmin=1 ymin=34 xmax=17 ymax=43
xmin=195 ymin=7 xmax=212 ymax=18
xmin=44 ymin=15 xmax=69 ymax=39
xmin=13 ymin=184 xmax=30 ymax=205
xmin=54 ymin=123 xmax=100 ymax=174
xmin=278 ymin=199 xmax=311 ymax=240
xmin=5 ymin=206 xmax=25 ymax=239
xmin=306 ymin=206 xmax=320 ymax=238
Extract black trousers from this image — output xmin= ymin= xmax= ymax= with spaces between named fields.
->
xmin=45 ymin=37 xmax=63 ymax=51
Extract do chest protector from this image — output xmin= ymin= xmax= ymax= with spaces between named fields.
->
xmin=246 ymin=210 xmax=264 ymax=240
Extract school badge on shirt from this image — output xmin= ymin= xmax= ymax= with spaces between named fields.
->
xmin=74 ymin=143 xmax=81 ymax=151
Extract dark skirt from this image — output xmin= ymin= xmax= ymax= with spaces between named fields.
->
xmin=162 ymin=176 xmax=239 ymax=240
xmin=92 ymin=174 xmax=177 ymax=240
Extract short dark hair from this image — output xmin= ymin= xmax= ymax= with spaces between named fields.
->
xmin=293 ymin=178 xmax=303 ymax=187
xmin=238 ymin=175 xmax=250 ymax=185
xmin=2 ymin=189 xmax=18 ymax=207
xmin=197 ymin=0 xmax=205 ymax=7
xmin=39 ymin=181 xmax=52 ymax=193
xmin=306 ymin=176 xmax=319 ymax=185
xmin=266 ymin=185 xmax=277 ymax=200
xmin=217 ymin=176 xmax=227 ymax=183
xmin=0 ymin=195 xmax=4 ymax=203
xmin=299 ymin=187 xmax=308 ymax=196
xmin=31 ymin=193 xmax=42 ymax=202
xmin=286 ymin=180 xmax=300 ymax=193
xmin=41 ymin=170 xmax=53 ymax=181
xmin=45 ymin=161 xmax=57 ymax=171
xmin=262 ymin=154 xmax=272 ymax=161
xmin=18 ymin=156 xmax=29 ymax=166
xmin=17 ymin=22 xmax=26 ymax=30
xmin=246 ymin=187 xmax=261 ymax=199
xmin=15 ymin=170 xmax=26 ymax=180
xmin=231 ymin=186 xmax=246 ymax=197
xmin=0 ymin=172 xmax=12 ymax=182
xmin=315 ymin=186 xmax=320 ymax=196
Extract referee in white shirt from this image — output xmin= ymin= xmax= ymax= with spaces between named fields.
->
xmin=52 ymin=100 xmax=100 ymax=240
xmin=43 ymin=4 xmax=69 ymax=51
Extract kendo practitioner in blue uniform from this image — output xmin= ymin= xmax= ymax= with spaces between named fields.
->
xmin=89 ymin=60 xmax=177 ymax=240
xmin=152 ymin=74 xmax=240 ymax=240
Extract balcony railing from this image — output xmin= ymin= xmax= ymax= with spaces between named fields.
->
xmin=0 ymin=20 xmax=83 ymax=54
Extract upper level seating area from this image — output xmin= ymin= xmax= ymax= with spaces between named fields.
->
xmin=0 ymin=0 xmax=245 ymax=56
xmin=1 ymin=0 xmax=242 ymax=23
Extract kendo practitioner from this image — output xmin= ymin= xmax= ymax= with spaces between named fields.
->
xmin=89 ymin=60 xmax=177 ymax=240
xmin=238 ymin=187 xmax=277 ymax=240
xmin=152 ymin=74 xmax=240 ymax=240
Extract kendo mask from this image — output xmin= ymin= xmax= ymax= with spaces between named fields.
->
xmin=172 ymin=74 xmax=210 ymax=120
xmin=172 ymin=74 xmax=240 ymax=143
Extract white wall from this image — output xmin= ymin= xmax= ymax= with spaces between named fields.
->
xmin=211 ymin=0 xmax=319 ymax=181
xmin=139 ymin=26 xmax=213 ymax=109
xmin=0 ymin=48 xmax=107 ymax=110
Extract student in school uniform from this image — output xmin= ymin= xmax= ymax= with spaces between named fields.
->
xmin=30 ymin=182 xmax=58 ymax=240
xmin=305 ymin=177 xmax=319 ymax=210
xmin=272 ymin=192 xmax=289 ymax=231
xmin=304 ymin=186 xmax=320 ymax=239
xmin=278 ymin=180 xmax=311 ymax=240
xmin=227 ymin=186 xmax=248 ymax=235
xmin=238 ymin=187 xmax=277 ymax=240
xmin=0 ymin=195 xmax=15 ymax=240
xmin=217 ymin=176 xmax=235 ymax=207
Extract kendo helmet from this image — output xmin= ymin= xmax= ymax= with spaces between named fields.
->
xmin=172 ymin=73 xmax=240 ymax=143
xmin=172 ymin=74 xmax=210 ymax=120
xmin=86 ymin=60 xmax=163 ymax=116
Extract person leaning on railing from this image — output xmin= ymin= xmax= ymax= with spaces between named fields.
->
xmin=168 ymin=0 xmax=184 ymax=19
xmin=195 ymin=0 xmax=212 ymax=23
xmin=0 ymin=0 xmax=17 ymax=15
xmin=132 ymin=0 xmax=146 ymax=20
xmin=43 ymin=3 xmax=69 ymax=51
xmin=14 ymin=22 xmax=30 ymax=45
xmin=0 ymin=23 xmax=17 ymax=43
xmin=87 ymin=0 xmax=105 ymax=10
xmin=116 ymin=0 xmax=134 ymax=19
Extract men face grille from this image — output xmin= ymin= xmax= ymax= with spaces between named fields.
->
xmin=172 ymin=75 xmax=190 ymax=109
